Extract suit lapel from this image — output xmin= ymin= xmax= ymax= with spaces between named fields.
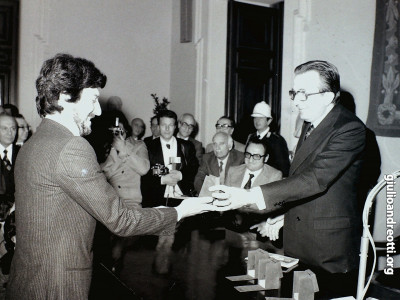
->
xmin=153 ymin=139 xmax=166 ymax=166
xmin=290 ymin=105 xmax=341 ymax=175
xmin=176 ymin=139 xmax=187 ymax=169
xmin=253 ymin=165 xmax=269 ymax=186
xmin=209 ymin=154 xmax=220 ymax=176
xmin=12 ymin=144 xmax=20 ymax=165
xmin=225 ymin=152 xmax=236 ymax=178
xmin=231 ymin=164 xmax=246 ymax=187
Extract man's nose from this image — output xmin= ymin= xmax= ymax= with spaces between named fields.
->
xmin=94 ymin=101 xmax=102 ymax=116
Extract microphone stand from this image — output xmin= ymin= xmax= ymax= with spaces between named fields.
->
xmin=356 ymin=170 xmax=400 ymax=300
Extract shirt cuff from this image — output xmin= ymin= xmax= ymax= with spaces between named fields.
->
xmin=174 ymin=207 xmax=182 ymax=222
xmin=251 ymin=186 xmax=266 ymax=210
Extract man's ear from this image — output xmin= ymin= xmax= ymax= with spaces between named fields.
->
xmin=267 ymin=118 xmax=273 ymax=126
xmin=322 ymin=92 xmax=335 ymax=105
xmin=57 ymin=93 xmax=71 ymax=108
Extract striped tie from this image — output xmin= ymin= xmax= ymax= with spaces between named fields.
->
xmin=2 ymin=150 xmax=11 ymax=171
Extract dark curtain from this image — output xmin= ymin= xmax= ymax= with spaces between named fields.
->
xmin=367 ymin=0 xmax=400 ymax=137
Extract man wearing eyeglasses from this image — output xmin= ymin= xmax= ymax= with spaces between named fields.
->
xmin=205 ymin=116 xmax=246 ymax=153
xmin=176 ymin=113 xmax=203 ymax=164
xmin=224 ymin=137 xmax=282 ymax=243
xmin=212 ymin=60 xmax=366 ymax=298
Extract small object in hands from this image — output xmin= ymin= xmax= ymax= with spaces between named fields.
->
xmin=169 ymin=157 xmax=181 ymax=171
xmin=151 ymin=164 xmax=169 ymax=177
xmin=212 ymin=190 xmax=227 ymax=206
xmin=109 ymin=117 xmax=124 ymax=137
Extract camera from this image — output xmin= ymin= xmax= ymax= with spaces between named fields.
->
xmin=109 ymin=126 xmax=124 ymax=137
xmin=151 ymin=164 xmax=169 ymax=177
xmin=109 ymin=117 xmax=124 ymax=137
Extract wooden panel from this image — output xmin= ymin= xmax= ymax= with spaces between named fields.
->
xmin=225 ymin=1 xmax=283 ymax=143
xmin=0 ymin=0 xmax=18 ymax=106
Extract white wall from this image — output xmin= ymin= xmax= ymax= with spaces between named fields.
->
xmin=17 ymin=0 xmax=400 ymax=265
xmin=18 ymin=0 xmax=173 ymax=136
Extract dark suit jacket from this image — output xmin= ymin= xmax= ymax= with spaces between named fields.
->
xmin=225 ymin=164 xmax=283 ymax=232
xmin=0 ymin=144 xmax=20 ymax=204
xmin=144 ymin=135 xmax=155 ymax=147
xmin=247 ymin=131 xmax=290 ymax=177
xmin=7 ymin=119 xmax=178 ymax=300
xmin=141 ymin=137 xmax=199 ymax=207
xmin=194 ymin=149 xmax=244 ymax=194
xmin=188 ymin=137 xmax=204 ymax=164
xmin=259 ymin=104 xmax=366 ymax=273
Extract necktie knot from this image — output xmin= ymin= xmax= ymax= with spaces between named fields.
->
xmin=244 ymin=173 xmax=254 ymax=189
xmin=219 ymin=161 xmax=224 ymax=173
xmin=2 ymin=149 xmax=11 ymax=171
xmin=304 ymin=123 xmax=314 ymax=140
xmin=166 ymin=144 xmax=170 ymax=149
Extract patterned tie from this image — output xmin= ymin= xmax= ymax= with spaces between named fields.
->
xmin=219 ymin=161 xmax=225 ymax=184
xmin=304 ymin=123 xmax=314 ymax=140
xmin=2 ymin=150 xmax=11 ymax=171
xmin=243 ymin=173 xmax=254 ymax=189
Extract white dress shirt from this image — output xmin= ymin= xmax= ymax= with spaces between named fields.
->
xmin=160 ymin=136 xmax=183 ymax=197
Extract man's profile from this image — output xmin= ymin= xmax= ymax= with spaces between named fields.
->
xmin=6 ymin=54 xmax=217 ymax=299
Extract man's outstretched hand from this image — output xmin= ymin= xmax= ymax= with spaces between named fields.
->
xmin=175 ymin=196 xmax=227 ymax=221
xmin=208 ymin=185 xmax=255 ymax=210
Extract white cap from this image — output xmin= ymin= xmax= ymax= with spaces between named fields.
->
xmin=251 ymin=101 xmax=272 ymax=118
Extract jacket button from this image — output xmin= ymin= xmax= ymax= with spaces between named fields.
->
xmin=296 ymin=216 xmax=300 ymax=221
xmin=122 ymin=171 xmax=124 ymax=174
xmin=118 ymin=185 xmax=121 ymax=188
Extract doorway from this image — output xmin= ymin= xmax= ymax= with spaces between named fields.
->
xmin=225 ymin=0 xmax=284 ymax=143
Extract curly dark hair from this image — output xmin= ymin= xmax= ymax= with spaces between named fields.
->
xmin=35 ymin=53 xmax=107 ymax=117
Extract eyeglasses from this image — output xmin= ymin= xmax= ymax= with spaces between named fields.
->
xmin=18 ymin=126 xmax=30 ymax=130
xmin=215 ymin=124 xmax=233 ymax=129
xmin=180 ymin=121 xmax=195 ymax=130
xmin=289 ymin=89 xmax=326 ymax=101
xmin=244 ymin=152 xmax=265 ymax=160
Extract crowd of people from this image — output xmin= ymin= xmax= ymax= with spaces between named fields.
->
xmin=0 ymin=104 xmax=31 ymax=293
xmin=0 ymin=54 xmax=381 ymax=299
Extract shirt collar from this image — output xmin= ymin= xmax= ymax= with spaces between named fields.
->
xmin=160 ymin=136 xmax=177 ymax=147
xmin=0 ymin=144 xmax=13 ymax=158
xmin=244 ymin=167 xmax=263 ymax=179
xmin=257 ymin=127 xmax=270 ymax=139
xmin=217 ymin=153 xmax=230 ymax=165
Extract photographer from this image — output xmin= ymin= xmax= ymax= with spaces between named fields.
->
xmin=102 ymin=117 xmax=149 ymax=209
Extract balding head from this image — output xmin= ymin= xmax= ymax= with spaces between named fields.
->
xmin=212 ymin=131 xmax=233 ymax=159
xmin=0 ymin=114 xmax=17 ymax=148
